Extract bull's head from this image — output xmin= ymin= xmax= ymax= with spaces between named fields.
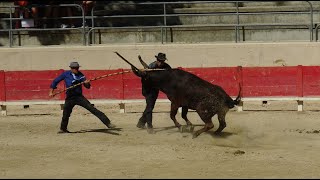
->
xmin=131 ymin=65 xmax=147 ymax=77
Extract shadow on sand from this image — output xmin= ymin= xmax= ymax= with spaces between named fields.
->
xmin=71 ymin=128 xmax=123 ymax=136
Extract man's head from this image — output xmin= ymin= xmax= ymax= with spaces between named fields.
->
xmin=69 ymin=62 xmax=80 ymax=74
xmin=155 ymin=52 xmax=167 ymax=66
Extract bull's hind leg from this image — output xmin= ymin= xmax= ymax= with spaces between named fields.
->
xmin=215 ymin=107 xmax=229 ymax=134
xmin=193 ymin=108 xmax=215 ymax=138
xmin=181 ymin=106 xmax=193 ymax=126
xmin=170 ymin=103 xmax=182 ymax=128
xmin=192 ymin=120 xmax=214 ymax=139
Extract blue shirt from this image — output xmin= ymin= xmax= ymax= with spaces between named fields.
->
xmin=50 ymin=70 xmax=90 ymax=98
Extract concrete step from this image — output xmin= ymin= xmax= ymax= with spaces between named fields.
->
xmin=176 ymin=13 xmax=318 ymax=25
xmin=190 ymin=1 xmax=317 ymax=8
xmin=0 ymin=26 xmax=315 ymax=47
xmin=173 ymin=5 xmax=319 ymax=14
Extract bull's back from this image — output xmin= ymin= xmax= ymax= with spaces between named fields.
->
xmin=169 ymin=70 xmax=230 ymax=107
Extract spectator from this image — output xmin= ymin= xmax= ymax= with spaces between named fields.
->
xmin=28 ymin=0 xmax=43 ymax=28
xmin=82 ymin=1 xmax=95 ymax=16
xmin=14 ymin=0 xmax=43 ymax=28
xmin=42 ymin=1 xmax=59 ymax=28
xmin=75 ymin=1 xmax=95 ymax=27
xmin=59 ymin=1 xmax=75 ymax=28
xmin=13 ymin=0 xmax=30 ymax=28
xmin=82 ymin=1 xmax=95 ymax=27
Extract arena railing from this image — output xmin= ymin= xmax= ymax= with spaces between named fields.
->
xmin=0 ymin=3 xmax=86 ymax=47
xmin=86 ymin=1 xmax=314 ymax=45
xmin=0 ymin=1 xmax=317 ymax=47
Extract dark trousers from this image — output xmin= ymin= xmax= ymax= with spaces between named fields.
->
xmin=60 ymin=95 xmax=111 ymax=130
xmin=138 ymin=90 xmax=159 ymax=128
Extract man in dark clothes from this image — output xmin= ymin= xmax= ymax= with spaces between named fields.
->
xmin=132 ymin=53 xmax=172 ymax=134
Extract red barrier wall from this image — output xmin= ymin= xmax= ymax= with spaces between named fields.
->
xmin=4 ymin=70 xmax=64 ymax=101
xmin=242 ymin=66 xmax=299 ymax=97
xmin=82 ymin=69 xmax=124 ymax=100
xmin=302 ymin=66 xmax=320 ymax=96
xmin=1 ymin=66 xmax=320 ymax=102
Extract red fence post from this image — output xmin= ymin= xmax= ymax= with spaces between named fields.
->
xmin=0 ymin=70 xmax=5 ymax=102
xmin=297 ymin=65 xmax=303 ymax=97
xmin=0 ymin=71 xmax=6 ymax=115
xmin=119 ymin=68 xmax=124 ymax=100
xmin=236 ymin=66 xmax=244 ymax=111
xmin=119 ymin=68 xmax=126 ymax=113
xmin=237 ymin=66 xmax=243 ymax=97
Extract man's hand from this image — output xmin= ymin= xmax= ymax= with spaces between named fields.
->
xmin=49 ymin=91 xmax=55 ymax=98
xmin=84 ymin=80 xmax=90 ymax=84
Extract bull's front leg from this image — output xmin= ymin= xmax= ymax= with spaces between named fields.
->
xmin=180 ymin=106 xmax=194 ymax=133
xmin=170 ymin=103 xmax=182 ymax=128
xmin=181 ymin=106 xmax=193 ymax=126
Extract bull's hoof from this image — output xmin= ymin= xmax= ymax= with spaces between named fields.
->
xmin=192 ymin=132 xmax=199 ymax=139
xmin=186 ymin=122 xmax=193 ymax=126
xmin=180 ymin=125 xmax=195 ymax=133
xmin=186 ymin=125 xmax=195 ymax=132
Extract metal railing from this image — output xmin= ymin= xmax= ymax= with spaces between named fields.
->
xmin=0 ymin=1 xmax=318 ymax=47
xmin=0 ymin=3 xmax=86 ymax=46
xmin=87 ymin=1 xmax=314 ymax=45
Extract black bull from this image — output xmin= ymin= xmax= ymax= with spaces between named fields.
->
xmin=133 ymin=68 xmax=241 ymax=138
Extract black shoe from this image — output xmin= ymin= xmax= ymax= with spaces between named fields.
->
xmin=136 ymin=122 xmax=146 ymax=129
xmin=107 ymin=123 xmax=116 ymax=129
xmin=136 ymin=118 xmax=146 ymax=129
xmin=58 ymin=129 xmax=70 ymax=134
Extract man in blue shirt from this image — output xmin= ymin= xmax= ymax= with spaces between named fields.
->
xmin=49 ymin=62 xmax=116 ymax=133
xmin=132 ymin=53 xmax=172 ymax=134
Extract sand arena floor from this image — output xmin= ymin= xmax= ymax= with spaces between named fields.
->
xmin=1 ymin=101 xmax=320 ymax=178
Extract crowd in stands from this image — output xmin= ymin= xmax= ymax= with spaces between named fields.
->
xmin=13 ymin=0 xmax=95 ymax=28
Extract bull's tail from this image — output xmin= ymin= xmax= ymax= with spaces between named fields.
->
xmin=234 ymin=84 xmax=242 ymax=105
xmin=226 ymin=84 xmax=242 ymax=108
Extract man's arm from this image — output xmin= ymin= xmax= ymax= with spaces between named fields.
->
xmin=163 ymin=63 xmax=172 ymax=70
xmin=49 ymin=72 xmax=65 ymax=97
xmin=83 ymin=80 xmax=91 ymax=89
xmin=80 ymin=74 xmax=91 ymax=89
xmin=148 ymin=61 xmax=157 ymax=69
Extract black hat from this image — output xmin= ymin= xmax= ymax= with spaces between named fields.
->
xmin=155 ymin=53 xmax=167 ymax=61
